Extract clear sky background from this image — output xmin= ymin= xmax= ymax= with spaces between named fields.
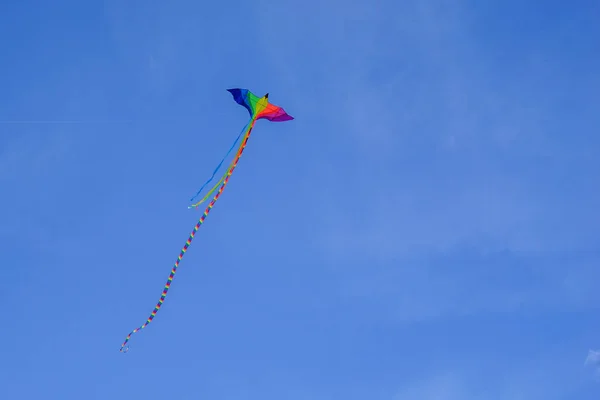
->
xmin=1 ymin=0 xmax=599 ymax=399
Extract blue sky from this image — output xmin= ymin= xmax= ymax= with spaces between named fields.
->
xmin=1 ymin=0 xmax=599 ymax=399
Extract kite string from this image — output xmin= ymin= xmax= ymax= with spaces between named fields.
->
xmin=119 ymin=119 xmax=256 ymax=353
xmin=189 ymin=118 xmax=251 ymax=203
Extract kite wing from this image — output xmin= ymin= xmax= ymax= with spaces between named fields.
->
xmin=258 ymin=103 xmax=294 ymax=122
xmin=227 ymin=88 xmax=258 ymax=118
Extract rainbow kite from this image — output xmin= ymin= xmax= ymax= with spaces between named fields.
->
xmin=119 ymin=88 xmax=293 ymax=352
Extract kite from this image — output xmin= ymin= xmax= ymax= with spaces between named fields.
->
xmin=119 ymin=89 xmax=293 ymax=353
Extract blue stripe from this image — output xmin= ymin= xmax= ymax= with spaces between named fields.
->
xmin=189 ymin=119 xmax=250 ymax=203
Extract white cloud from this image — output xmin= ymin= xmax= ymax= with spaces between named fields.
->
xmin=394 ymin=373 xmax=466 ymax=400
xmin=586 ymin=350 xmax=600 ymax=365
xmin=255 ymin=2 xmax=600 ymax=384
xmin=392 ymin=345 xmax=592 ymax=400
xmin=255 ymin=0 xmax=600 ymax=306
xmin=255 ymin=0 xmax=587 ymax=255
xmin=585 ymin=350 xmax=600 ymax=378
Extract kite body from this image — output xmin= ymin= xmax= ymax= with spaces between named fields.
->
xmin=226 ymin=88 xmax=294 ymax=122
xmin=119 ymin=89 xmax=293 ymax=352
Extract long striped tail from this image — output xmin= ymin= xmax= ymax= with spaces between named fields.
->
xmin=119 ymin=119 xmax=256 ymax=352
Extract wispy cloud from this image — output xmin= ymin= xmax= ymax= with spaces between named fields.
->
xmin=393 ymin=344 xmax=592 ymax=400
xmin=255 ymin=2 xmax=600 ymax=393
xmin=257 ymin=0 xmax=599 ymax=256
xmin=394 ymin=372 xmax=466 ymax=400
xmin=331 ymin=249 xmax=600 ymax=323
xmin=586 ymin=350 xmax=600 ymax=365
xmin=257 ymin=0 xmax=600 ymax=312
xmin=585 ymin=350 xmax=600 ymax=378
xmin=0 ymin=131 xmax=70 ymax=181
xmin=2 ymin=1 xmax=598 ymax=399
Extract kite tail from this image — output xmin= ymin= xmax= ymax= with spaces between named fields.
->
xmin=120 ymin=119 xmax=256 ymax=353
xmin=188 ymin=119 xmax=253 ymax=209
xmin=189 ymin=119 xmax=251 ymax=203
